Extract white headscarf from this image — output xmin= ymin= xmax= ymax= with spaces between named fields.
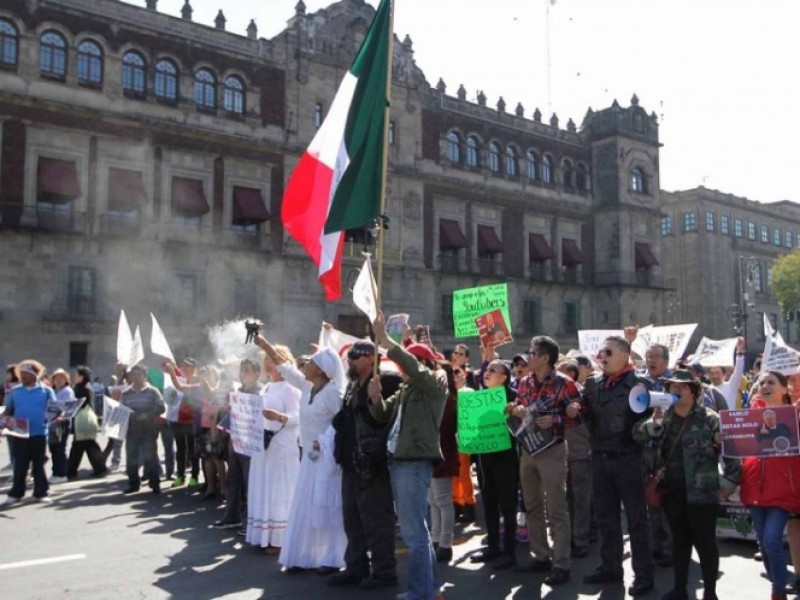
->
xmin=311 ymin=347 xmax=347 ymax=396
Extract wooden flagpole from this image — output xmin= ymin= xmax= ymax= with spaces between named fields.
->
xmin=373 ymin=0 xmax=395 ymax=378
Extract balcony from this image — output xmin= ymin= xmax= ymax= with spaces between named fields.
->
xmin=0 ymin=202 xmax=86 ymax=234
xmin=224 ymin=226 xmax=271 ymax=251
xmin=528 ymin=261 xmax=552 ymax=282
xmin=593 ymin=271 xmax=677 ymax=289
xmin=98 ymin=212 xmax=142 ymax=237
xmin=165 ymin=217 xmax=212 ymax=243
xmin=475 ymin=257 xmax=502 ymax=278
xmin=439 ymin=254 xmax=466 ymax=274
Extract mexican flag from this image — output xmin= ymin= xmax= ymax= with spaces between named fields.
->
xmin=281 ymin=0 xmax=392 ymax=301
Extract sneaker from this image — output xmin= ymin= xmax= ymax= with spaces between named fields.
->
xmin=48 ymin=475 xmax=67 ymax=484
xmin=34 ymin=496 xmax=52 ymax=503
xmin=109 ymin=462 xmax=120 ymax=473
xmin=3 ymin=496 xmax=21 ymax=506
xmin=172 ymin=477 xmax=185 ymax=488
xmin=187 ymin=477 xmax=199 ymax=489
xmin=435 ymin=546 xmax=453 ymax=563
xmin=237 ymin=526 xmax=247 ymax=537
xmin=212 ymin=520 xmax=242 ymax=530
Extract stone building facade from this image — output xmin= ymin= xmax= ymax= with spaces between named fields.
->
xmin=0 ymin=0 xmax=673 ymax=374
xmin=660 ymin=188 xmax=800 ymax=355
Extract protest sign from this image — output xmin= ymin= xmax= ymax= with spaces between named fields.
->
xmin=692 ymin=336 xmax=739 ymax=368
xmin=102 ymin=396 xmax=132 ymax=441
xmin=720 ymin=407 xmax=800 ymax=458
xmin=630 ymin=324 xmax=697 ymax=363
xmin=578 ymin=330 xmax=622 ymax=357
xmin=229 ymin=392 xmax=264 ymax=457
xmin=0 ymin=415 xmax=30 ymax=438
xmin=452 ymin=283 xmax=511 ymax=338
xmin=761 ymin=318 xmax=800 ymax=375
xmin=475 ymin=309 xmax=513 ymax=349
xmin=457 ymin=387 xmax=512 ymax=454
xmin=506 ymin=413 xmax=557 ymax=456
xmin=386 ymin=314 xmax=409 ymax=344
xmin=414 ymin=325 xmax=432 ymax=346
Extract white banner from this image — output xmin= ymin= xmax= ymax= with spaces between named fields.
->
xmin=229 ymin=392 xmax=264 ymax=457
xmin=578 ymin=329 xmax=623 ymax=357
xmin=150 ymin=313 xmax=175 ymax=363
xmin=102 ymin=396 xmax=133 ymax=441
xmin=631 ymin=324 xmax=698 ymax=363
xmin=117 ymin=310 xmax=133 ymax=365
xmin=318 ymin=324 xmax=362 ymax=356
xmin=762 ymin=330 xmax=800 ymax=376
xmin=692 ymin=336 xmax=739 ymax=368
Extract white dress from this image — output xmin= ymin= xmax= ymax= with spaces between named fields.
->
xmin=278 ymin=364 xmax=347 ymax=569
xmin=245 ymin=380 xmax=302 ymax=548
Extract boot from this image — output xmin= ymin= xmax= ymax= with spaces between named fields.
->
xmin=457 ymin=504 xmax=476 ymax=524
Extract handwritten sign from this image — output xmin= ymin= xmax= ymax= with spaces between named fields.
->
xmin=457 ymin=387 xmax=511 ymax=454
xmin=692 ymin=337 xmax=739 ymax=367
xmin=475 ymin=309 xmax=513 ymax=349
xmin=102 ymin=396 xmax=133 ymax=441
xmin=720 ymin=407 xmax=800 ymax=458
xmin=578 ymin=330 xmax=623 ymax=357
xmin=229 ymin=392 xmax=264 ymax=457
xmin=452 ymin=283 xmax=511 ymax=338
xmin=762 ymin=331 xmax=800 ymax=376
xmin=631 ymin=324 xmax=698 ymax=363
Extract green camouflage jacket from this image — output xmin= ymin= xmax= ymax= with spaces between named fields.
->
xmin=633 ymin=400 xmax=740 ymax=505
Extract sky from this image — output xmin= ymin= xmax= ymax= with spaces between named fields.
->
xmin=129 ymin=0 xmax=800 ymax=204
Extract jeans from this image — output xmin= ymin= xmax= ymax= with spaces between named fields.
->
xmin=103 ymin=438 xmax=123 ymax=466
xmin=125 ymin=425 xmax=159 ymax=489
xmin=9 ymin=435 xmax=48 ymax=499
xmin=170 ymin=422 xmax=198 ymax=480
xmin=390 ymin=459 xmax=440 ymax=600
xmin=750 ymin=505 xmax=790 ymax=595
xmin=428 ymin=476 xmax=455 ymax=548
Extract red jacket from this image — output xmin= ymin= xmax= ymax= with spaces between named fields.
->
xmin=740 ymin=455 xmax=800 ymax=513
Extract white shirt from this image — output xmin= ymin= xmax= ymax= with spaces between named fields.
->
xmin=711 ymin=354 xmax=745 ymax=409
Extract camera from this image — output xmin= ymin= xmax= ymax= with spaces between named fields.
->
xmin=244 ymin=319 xmax=263 ymax=344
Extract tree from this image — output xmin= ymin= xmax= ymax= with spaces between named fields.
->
xmin=772 ymin=250 xmax=800 ymax=325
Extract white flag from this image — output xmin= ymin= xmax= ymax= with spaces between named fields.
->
xmin=764 ymin=313 xmax=777 ymax=338
xmin=352 ymin=257 xmax=378 ymax=323
xmin=692 ymin=336 xmax=739 ymax=368
xmin=116 ymin=310 xmax=133 ymax=365
xmin=318 ymin=324 xmax=362 ymax=355
xmin=129 ymin=326 xmax=145 ymax=367
xmin=150 ymin=313 xmax=175 ymax=363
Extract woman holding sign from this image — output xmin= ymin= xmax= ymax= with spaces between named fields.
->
xmin=740 ymin=371 xmax=800 ymax=600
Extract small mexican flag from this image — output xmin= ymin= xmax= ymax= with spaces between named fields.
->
xmin=281 ymin=0 xmax=392 ymax=301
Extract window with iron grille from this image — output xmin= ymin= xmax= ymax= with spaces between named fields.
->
xmin=524 ymin=299 xmax=542 ymax=333
xmin=69 ymin=342 xmax=89 ymax=367
xmin=564 ymin=301 xmax=580 ymax=334
xmin=67 ymin=267 xmax=96 ymax=317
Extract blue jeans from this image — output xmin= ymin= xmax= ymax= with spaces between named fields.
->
xmin=389 ymin=460 xmax=440 ymax=600
xmin=750 ymin=506 xmax=790 ymax=594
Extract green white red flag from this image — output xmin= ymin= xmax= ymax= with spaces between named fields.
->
xmin=281 ymin=0 xmax=392 ymax=300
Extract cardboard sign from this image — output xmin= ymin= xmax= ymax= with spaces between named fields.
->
xmin=762 ymin=332 xmax=800 ymax=376
xmin=631 ymin=324 xmax=698 ymax=363
xmin=692 ymin=337 xmax=739 ymax=368
xmin=506 ymin=413 xmax=557 ymax=456
xmin=102 ymin=396 xmax=133 ymax=441
xmin=720 ymin=407 xmax=800 ymax=458
xmin=386 ymin=314 xmax=409 ymax=344
xmin=475 ymin=309 xmax=513 ymax=349
xmin=457 ymin=387 xmax=512 ymax=454
xmin=229 ymin=392 xmax=264 ymax=457
xmin=415 ymin=325 xmax=432 ymax=346
xmin=452 ymin=284 xmax=511 ymax=338
xmin=0 ymin=415 xmax=30 ymax=438
xmin=578 ymin=329 xmax=623 ymax=357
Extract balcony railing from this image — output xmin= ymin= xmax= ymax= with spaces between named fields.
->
xmin=0 ymin=202 xmax=86 ymax=234
xmin=43 ymin=298 xmax=111 ymax=322
xmin=475 ymin=257 xmax=501 ymax=278
xmin=98 ymin=212 xmax=142 ymax=236
xmin=593 ymin=271 xmax=677 ymax=289
xmin=224 ymin=227 xmax=271 ymax=251
xmin=439 ymin=254 xmax=466 ymax=274
xmin=528 ymin=261 xmax=552 ymax=282
xmin=165 ymin=218 xmax=212 ymax=243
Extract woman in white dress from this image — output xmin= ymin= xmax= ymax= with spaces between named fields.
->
xmin=246 ymin=344 xmax=302 ymax=554
xmin=255 ymin=335 xmax=347 ymax=574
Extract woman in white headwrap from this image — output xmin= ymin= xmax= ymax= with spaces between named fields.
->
xmin=255 ymin=334 xmax=347 ymax=573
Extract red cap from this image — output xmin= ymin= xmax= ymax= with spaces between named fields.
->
xmin=406 ymin=343 xmax=436 ymax=364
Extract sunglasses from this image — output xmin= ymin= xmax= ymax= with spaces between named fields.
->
xmin=599 ymin=349 xmax=614 ymax=357
xmin=486 ymin=367 xmax=504 ymax=374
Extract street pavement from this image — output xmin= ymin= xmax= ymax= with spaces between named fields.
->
xmin=0 ymin=436 xmax=777 ymax=599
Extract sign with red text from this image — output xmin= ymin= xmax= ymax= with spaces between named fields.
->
xmin=720 ymin=407 xmax=800 ymax=458
xmin=229 ymin=392 xmax=264 ymax=457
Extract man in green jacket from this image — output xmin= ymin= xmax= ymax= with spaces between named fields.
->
xmin=368 ymin=312 xmax=447 ymax=600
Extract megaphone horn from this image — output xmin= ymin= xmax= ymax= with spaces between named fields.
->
xmin=629 ymin=384 xmax=679 ymax=414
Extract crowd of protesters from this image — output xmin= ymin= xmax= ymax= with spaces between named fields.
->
xmin=2 ymin=318 xmax=800 ymax=600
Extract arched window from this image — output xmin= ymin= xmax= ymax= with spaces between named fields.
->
xmin=563 ymin=159 xmax=574 ymax=188
xmin=505 ymin=146 xmax=518 ymax=177
xmin=223 ymin=75 xmax=245 ymax=115
xmin=576 ymin=163 xmax=590 ymax=191
xmin=488 ymin=142 xmax=500 ymax=173
xmin=121 ymin=51 xmax=146 ymax=96
xmin=541 ymin=155 xmax=553 ymax=184
xmin=0 ymin=19 xmax=18 ymax=67
xmin=40 ymin=31 xmax=67 ymax=78
xmin=77 ymin=40 xmax=103 ymax=85
xmin=446 ymin=131 xmax=461 ymax=163
xmin=631 ymin=167 xmax=646 ymax=193
xmin=194 ymin=68 xmax=216 ymax=109
xmin=154 ymin=59 xmax=178 ymax=102
xmin=526 ymin=151 xmax=538 ymax=180
xmin=466 ymin=136 xmax=479 ymax=167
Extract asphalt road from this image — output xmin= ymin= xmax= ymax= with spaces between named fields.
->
xmin=0 ymin=436 xmax=777 ymax=599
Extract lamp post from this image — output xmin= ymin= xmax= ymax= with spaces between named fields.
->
xmin=738 ymin=256 xmax=760 ymax=353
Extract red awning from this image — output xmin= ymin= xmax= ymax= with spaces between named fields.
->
xmin=561 ymin=238 xmax=585 ymax=265
xmin=171 ymin=177 xmax=210 ymax=215
xmin=108 ymin=168 xmax=148 ymax=211
xmin=37 ymin=157 xmax=81 ymax=200
xmin=439 ymin=219 xmax=468 ymax=249
xmin=232 ymin=186 xmax=270 ymax=224
xmin=635 ymin=242 xmax=659 ymax=267
xmin=477 ymin=225 xmax=504 ymax=254
xmin=529 ymin=233 xmax=556 ymax=260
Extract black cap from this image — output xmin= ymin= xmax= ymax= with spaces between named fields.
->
xmin=347 ymin=341 xmax=376 ymax=359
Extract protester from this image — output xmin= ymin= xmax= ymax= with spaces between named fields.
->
xmin=740 ymin=371 xmax=800 ymax=600
xmin=195 ymin=366 xmax=225 ymax=500
xmin=368 ymin=312 xmax=447 ymax=600
xmin=245 ymin=344 xmax=302 ymax=554
xmin=330 ymin=340 xmax=402 ymax=588
xmin=3 ymin=362 xmax=57 ymax=504
xmin=450 ymin=344 xmax=478 ymax=525
xmin=472 ymin=359 xmax=519 ymax=570
xmin=67 ymin=366 xmax=107 ymax=479
xmin=48 ymin=368 xmax=74 ymax=484
xmin=256 ymin=335 xmax=347 ymax=573
xmin=103 ymin=362 xmax=128 ymax=472
xmin=119 ymin=364 xmax=165 ymax=494
xmin=583 ymin=335 xmax=654 ymax=596
xmin=1 ymin=364 xmax=20 ymax=471
xmin=707 ymin=338 xmax=746 ymax=409
xmin=164 ymin=358 xmax=201 ymax=488
xmin=511 ymin=354 xmax=528 ymax=388
xmin=634 ymin=369 xmax=739 ymax=600
xmin=510 ymin=336 xmax=582 ymax=586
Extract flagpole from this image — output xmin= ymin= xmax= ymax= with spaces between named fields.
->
xmin=373 ymin=0 xmax=395 ymax=378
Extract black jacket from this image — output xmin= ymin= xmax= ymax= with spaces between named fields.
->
xmin=585 ymin=369 xmax=648 ymax=454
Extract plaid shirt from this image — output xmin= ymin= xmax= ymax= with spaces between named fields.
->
xmin=517 ymin=370 xmax=583 ymax=439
